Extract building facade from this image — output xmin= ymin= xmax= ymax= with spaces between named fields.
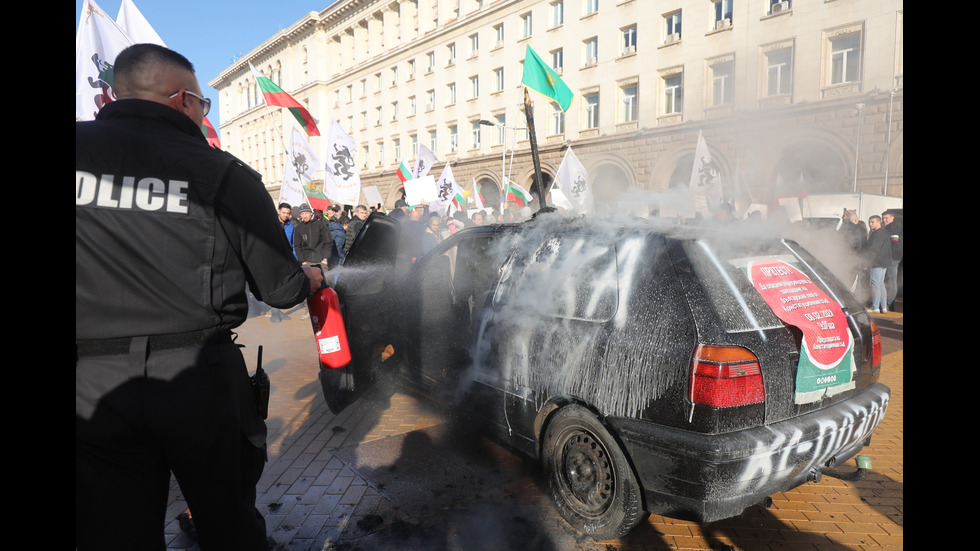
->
xmin=209 ymin=0 xmax=903 ymax=215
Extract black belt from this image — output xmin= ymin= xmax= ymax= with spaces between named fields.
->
xmin=75 ymin=329 xmax=233 ymax=357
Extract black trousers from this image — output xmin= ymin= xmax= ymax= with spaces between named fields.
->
xmin=76 ymin=339 xmax=268 ymax=550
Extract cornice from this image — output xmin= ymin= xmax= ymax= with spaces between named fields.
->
xmin=208 ymin=12 xmax=320 ymax=88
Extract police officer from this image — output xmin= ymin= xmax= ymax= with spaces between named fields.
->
xmin=75 ymin=44 xmax=323 ymax=550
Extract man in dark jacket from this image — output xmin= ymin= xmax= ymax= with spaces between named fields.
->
xmin=882 ymin=209 xmax=903 ymax=310
xmin=294 ymin=202 xmax=330 ymax=266
xmin=837 ymin=209 xmax=866 ymax=291
xmin=344 ymin=204 xmax=370 ymax=253
xmin=326 ymin=204 xmax=347 ymax=269
xmin=863 ymin=215 xmax=892 ymax=314
xmin=76 ymin=44 xmax=322 ymax=550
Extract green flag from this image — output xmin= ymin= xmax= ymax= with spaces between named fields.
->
xmin=521 ymin=45 xmax=574 ymax=112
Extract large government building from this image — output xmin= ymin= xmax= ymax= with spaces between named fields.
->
xmin=209 ymin=0 xmax=903 ymax=215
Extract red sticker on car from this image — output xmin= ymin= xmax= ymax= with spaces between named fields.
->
xmin=746 ymin=259 xmax=856 ymax=403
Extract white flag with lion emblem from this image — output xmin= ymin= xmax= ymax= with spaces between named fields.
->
xmin=323 ymin=120 xmax=361 ymax=206
xmin=554 ymin=147 xmax=593 ymax=215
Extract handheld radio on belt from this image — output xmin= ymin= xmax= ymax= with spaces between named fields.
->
xmin=251 ymin=345 xmax=270 ymax=419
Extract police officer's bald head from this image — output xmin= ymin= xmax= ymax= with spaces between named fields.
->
xmin=113 ymin=44 xmax=205 ymax=126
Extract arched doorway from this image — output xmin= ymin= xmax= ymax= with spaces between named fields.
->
xmin=526 ymin=172 xmax=553 ymax=207
xmin=770 ymin=142 xmax=848 ymax=197
xmin=667 ymin=153 xmax=696 ymax=191
xmin=590 ymin=163 xmax=631 ymax=210
xmin=475 ymin=176 xmax=500 ymax=211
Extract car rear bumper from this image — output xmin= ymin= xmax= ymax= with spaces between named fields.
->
xmin=607 ymin=382 xmax=890 ymax=523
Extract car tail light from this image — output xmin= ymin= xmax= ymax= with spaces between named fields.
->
xmin=870 ymin=320 xmax=881 ymax=373
xmin=690 ymin=345 xmax=765 ymax=408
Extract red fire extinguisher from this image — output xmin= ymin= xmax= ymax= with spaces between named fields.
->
xmin=307 ymin=285 xmax=352 ymax=369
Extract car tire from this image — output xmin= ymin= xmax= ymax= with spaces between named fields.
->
xmin=542 ymin=404 xmax=646 ymax=540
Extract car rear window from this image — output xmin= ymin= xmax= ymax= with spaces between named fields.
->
xmin=682 ymin=238 xmax=859 ymax=334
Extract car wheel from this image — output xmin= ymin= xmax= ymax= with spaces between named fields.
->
xmin=542 ymin=404 xmax=645 ymax=540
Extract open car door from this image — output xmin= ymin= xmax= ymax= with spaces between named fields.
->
xmin=318 ymin=212 xmax=401 ymax=413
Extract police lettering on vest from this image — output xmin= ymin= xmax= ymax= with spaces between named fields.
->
xmin=76 ymin=170 xmax=189 ymax=214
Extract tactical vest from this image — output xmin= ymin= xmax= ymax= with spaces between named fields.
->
xmin=76 ymin=100 xmax=246 ymax=340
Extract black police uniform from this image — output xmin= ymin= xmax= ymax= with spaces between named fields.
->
xmin=76 ymin=99 xmax=310 ymax=550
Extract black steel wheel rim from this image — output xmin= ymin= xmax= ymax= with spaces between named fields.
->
xmin=556 ymin=427 xmax=615 ymax=517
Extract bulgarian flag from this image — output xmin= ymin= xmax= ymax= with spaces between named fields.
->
xmin=249 ymin=62 xmax=320 ymax=136
xmin=201 ymin=116 xmax=221 ymax=149
xmin=505 ymin=180 xmax=532 ymax=207
xmin=397 ymin=160 xmax=412 ymax=183
xmin=303 ymin=182 xmax=331 ymax=211
xmin=452 ymin=189 xmax=469 ymax=211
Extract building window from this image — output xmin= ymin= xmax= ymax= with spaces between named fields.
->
xmin=584 ymin=37 xmax=598 ymax=67
xmin=471 ymin=120 xmax=481 ymax=148
xmin=302 ymin=47 xmax=309 ymax=83
xmin=494 ymin=114 xmax=506 ymax=145
xmin=830 ymin=32 xmax=861 ymax=85
xmin=664 ymin=11 xmax=681 ymax=43
xmin=583 ymin=92 xmax=599 ymax=129
xmin=710 ymin=60 xmax=734 ymax=106
xmin=410 ymin=133 xmax=419 ymax=157
xmin=713 ymin=0 xmax=733 ymax=30
xmin=551 ymin=1 xmax=564 ymax=27
xmin=377 ymin=141 xmax=384 ymax=166
xmin=619 ymin=83 xmax=637 ymax=122
xmin=407 ymin=59 xmax=416 ymax=80
xmin=765 ymin=47 xmax=792 ymax=96
xmin=376 ymin=106 xmax=383 ymax=125
xmin=516 ymin=113 xmax=529 ymax=141
xmin=449 ymin=125 xmax=458 ymax=152
xmin=391 ymin=66 xmax=398 ymax=86
xmin=409 ymin=95 xmax=417 ymax=116
xmin=494 ymin=67 xmax=505 ymax=92
xmin=362 ymin=144 xmax=369 ymax=169
xmin=469 ymin=33 xmax=479 ymax=57
xmin=552 ymin=48 xmax=564 ymax=73
xmin=585 ymin=0 xmax=598 ymax=16
xmin=393 ymin=138 xmax=401 ymax=161
xmin=470 ymin=75 xmax=480 ymax=99
xmin=447 ymin=43 xmax=456 ymax=65
xmin=426 ymin=52 xmax=436 ymax=73
xmin=426 ymin=90 xmax=435 ymax=111
xmin=447 ymin=83 xmax=456 ymax=105
xmin=622 ymin=25 xmax=637 ymax=56
xmin=360 ymin=79 xmax=367 ymax=98
xmin=522 ymin=12 xmax=533 ymax=38
xmin=663 ymin=73 xmax=682 ymax=115
xmin=429 ymin=130 xmax=437 ymax=152
xmin=550 ymin=103 xmax=565 ymax=135
xmin=769 ymin=0 xmax=791 ymax=15
xmin=391 ymin=101 xmax=399 ymax=121
xmin=494 ymin=23 xmax=504 ymax=47
xmin=375 ymin=72 xmax=382 ymax=92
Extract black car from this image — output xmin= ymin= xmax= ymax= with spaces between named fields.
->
xmin=322 ymin=211 xmax=890 ymax=539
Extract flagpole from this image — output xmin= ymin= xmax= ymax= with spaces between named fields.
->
xmin=522 ymin=88 xmax=547 ymax=210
